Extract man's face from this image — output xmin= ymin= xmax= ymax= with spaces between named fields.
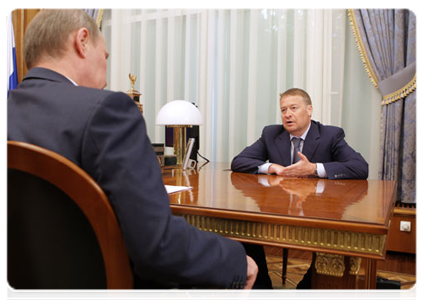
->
xmin=85 ymin=35 xmax=109 ymax=89
xmin=280 ymin=95 xmax=312 ymax=137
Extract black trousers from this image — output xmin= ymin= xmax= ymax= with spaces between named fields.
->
xmin=242 ymin=243 xmax=273 ymax=289
xmin=296 ymin=253 xmax=314 ymax=289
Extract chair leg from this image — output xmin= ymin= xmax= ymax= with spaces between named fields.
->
xmin=282 ymin=248 xmax=288 ymax=284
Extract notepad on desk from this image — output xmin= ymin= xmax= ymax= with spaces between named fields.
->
xmin=165 ymin=185 xmax=193 ymax=194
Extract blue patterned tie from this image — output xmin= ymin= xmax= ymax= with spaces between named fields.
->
xmin=292 ymin=137 xmax=302 ymax=164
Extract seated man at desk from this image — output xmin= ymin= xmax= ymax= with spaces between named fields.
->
xmin=231 ymin=88 xmax=368 ymax=179
xmin=8 ymin=9 xmax=258 ymax=289
xmin=231 ymin=87 xmax=368 ymax=288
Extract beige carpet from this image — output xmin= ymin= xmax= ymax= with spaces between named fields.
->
xmin=266 ymin=255 xmax=416 ymax=289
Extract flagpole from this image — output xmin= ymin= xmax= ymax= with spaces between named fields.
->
xmin=7 ymin=12 xmax=19 ymax=96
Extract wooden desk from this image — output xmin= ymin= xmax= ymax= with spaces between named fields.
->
xmin=162 ymin=162 xmax=396 ymax=289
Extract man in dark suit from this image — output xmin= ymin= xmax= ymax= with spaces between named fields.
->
xmin=231 ymin=88 xmax=368 ymax=288
xmin=8 ymin=9 xmax=257 ymax=289
xmin=232 ymin=88 xmax=368 ymax=179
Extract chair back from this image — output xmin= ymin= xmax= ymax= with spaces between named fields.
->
xmin=7 ymin=141 xmax=133 ymax=289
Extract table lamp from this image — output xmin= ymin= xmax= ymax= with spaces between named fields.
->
xmin=156 ymin=100 xmax=203 ymax=166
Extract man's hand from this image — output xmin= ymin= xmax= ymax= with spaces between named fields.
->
xmin=281 ymin=152 xmax=316 ymax=177
xmin=243 ymin=256 xmax=258 ymax=289
xmin=268 ymin=163 xmax=286 ymax=175
xmin=266 ymin=175 xmax=284 ymax=186
xmin=280 ymin=178 xmax=318 ymax=198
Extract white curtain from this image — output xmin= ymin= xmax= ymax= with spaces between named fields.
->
xmin=101 ymin=9 xmax=381 ymax=179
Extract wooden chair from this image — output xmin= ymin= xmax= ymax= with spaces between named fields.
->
xmin=7 ymin=141 xmax=133 ymax=289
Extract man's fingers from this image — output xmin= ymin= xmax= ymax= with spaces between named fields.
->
xmin=243 ymin=256 xmax=258 ymax=289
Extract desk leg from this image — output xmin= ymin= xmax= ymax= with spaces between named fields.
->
xmin=364 ymin=259 xmax=377 ymax=289
xmin=282 ymin=248 xmax=288 ymax=285
xmin=311 ymin=253 xmax=359 ymax=289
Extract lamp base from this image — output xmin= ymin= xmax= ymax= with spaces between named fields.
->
xmin=169 ymin=125 xmax=188 ymax=166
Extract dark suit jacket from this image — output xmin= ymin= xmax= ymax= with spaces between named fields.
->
xmin=8 ymin=67 xmax=246 ymax=288
xmin=231 ymin=121 xmax=368 ymax=179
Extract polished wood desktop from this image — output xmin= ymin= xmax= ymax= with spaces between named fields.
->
xmin=162 ymin=162 xmax=397 ymax=289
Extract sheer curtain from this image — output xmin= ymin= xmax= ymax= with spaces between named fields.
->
xmin=101 ymin=9 xmax=381 ymax=178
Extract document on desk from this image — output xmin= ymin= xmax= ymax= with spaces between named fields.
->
xmin=165 ymin=185 xmax=193 ymax=194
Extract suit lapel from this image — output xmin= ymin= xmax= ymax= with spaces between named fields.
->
xmin=303 ymin=121 xmax=321 ymax=161
xmin=275 ymin=131 xmax=292 ymax=166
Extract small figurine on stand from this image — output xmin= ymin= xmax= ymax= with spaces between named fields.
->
xmin=126 ymin=73 xmax=143 ymax=114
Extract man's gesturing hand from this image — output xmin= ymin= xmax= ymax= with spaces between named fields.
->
xmin=281 ymin=152 xmax=316 ymax=177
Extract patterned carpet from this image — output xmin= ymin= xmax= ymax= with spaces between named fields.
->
xmin=266 ymin=255 xmax=416 ymax=289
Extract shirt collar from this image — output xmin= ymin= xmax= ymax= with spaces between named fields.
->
xmin=64 ymin=75 xmax=78 ymax=86
xmin=290 ymin=122 xmax=311 ymax=141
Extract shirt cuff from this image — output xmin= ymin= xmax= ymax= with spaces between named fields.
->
xmin=257 ymin=175 xmax=271 ymax=186
xmin=316 ymin=163 xmax=327 ymax=178
xmin=315 ymin=179 xmax=326 ymax=193
xmin=258 ymin=162 xmax=272 ymax=174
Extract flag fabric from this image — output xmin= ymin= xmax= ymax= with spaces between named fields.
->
xmin=7 ymin=12 xmax=18 ymax=96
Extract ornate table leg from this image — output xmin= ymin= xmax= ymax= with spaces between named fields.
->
xmin=364 ymin=259 xmax=377 ymax=289
xmin=311 ymin=253 xmax=363 ymax=289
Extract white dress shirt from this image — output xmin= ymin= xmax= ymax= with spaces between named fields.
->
xmin=258 ymin=123 xmax=327 ymax=178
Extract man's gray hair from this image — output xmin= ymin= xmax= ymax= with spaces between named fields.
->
xmin=24 ymin=9 xmax=100 ymax=69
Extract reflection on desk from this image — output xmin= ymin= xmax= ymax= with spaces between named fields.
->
xmin=162 ymin=162 xmax=397 ymax=289
xmin=231 ymin=172 xmax=369 ymax=221
xmin=163 ymin=163 xmax=393 ymax=226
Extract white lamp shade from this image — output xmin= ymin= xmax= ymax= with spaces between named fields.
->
xmin=156 ymin=100 xmax=203 ymax=125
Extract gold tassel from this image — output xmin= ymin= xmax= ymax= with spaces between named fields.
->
xmin=347 ymin=9 xmax=416 ymax=105
xmin=347 ymin=9 xmax=379 ymax=88
xmin=381 ymin=74 xmax=416 ymax=105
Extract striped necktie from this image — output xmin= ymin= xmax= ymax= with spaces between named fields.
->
xmin=292 ymin=137 xmax=302 ymax=164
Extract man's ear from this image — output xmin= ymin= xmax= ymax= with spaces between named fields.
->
xmin=307 ymin=104 xmax=313 ymax=117
xmin=74 ymin=28 xmax=89 ymax=58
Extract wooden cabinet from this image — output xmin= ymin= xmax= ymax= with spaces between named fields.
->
xmin=386 ymin=206 xmax=416 ymax=254
xmin=11 ymin=9 xmax=40 ymax=84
